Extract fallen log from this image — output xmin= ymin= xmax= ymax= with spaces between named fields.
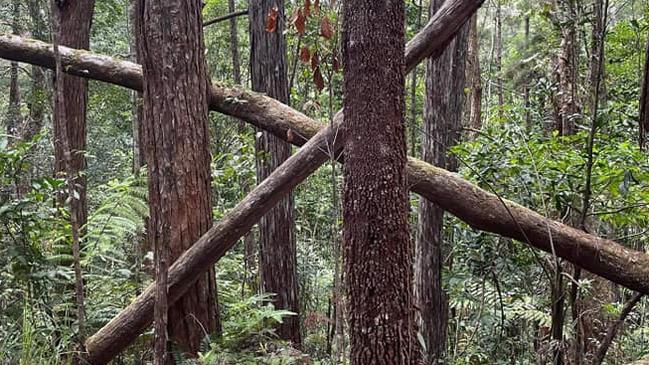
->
xmin=3 ymin=0 xmax=649 ymax=361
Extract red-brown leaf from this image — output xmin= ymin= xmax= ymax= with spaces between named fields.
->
xmin=294 ymin=8 xmax=306 ymax=35
xmin=320 ymin=17 xmax=334 ymax=39
xmin=313 ymin=0 xmax=320 ymax=14
xmin=313 ymin=67 xmax=325 ymax=91
xmin=332 ymin=53 xmax=340 ymax=72
xmin=265 ymin=6 xmax=279 ymax=33
xmin=300 ymin=47 xmax=311 ymax=64
xmin=304 ymin=0 xmax=311 ymax=17
xmin=311 ymin=51 xmax=320 ymax=71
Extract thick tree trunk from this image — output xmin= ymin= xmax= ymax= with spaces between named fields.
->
xmin=466 ymin=14 xmax=482 ymax=135
xmin=342 ymin=0 xmax=414 ymax=363
xmin=139 ymin=0 xmax=219 ymax=357
xmin=53 ymin=0 xmax=94 ymax=231
xmin=249 ymin=0 xmax=300 ymax=345
xmin=415 ymin=0 xmax=469 ymax=363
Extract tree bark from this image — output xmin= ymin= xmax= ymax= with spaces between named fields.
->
xmin=342 ymin=1 xmax=414 ymax=363
xmin=552 ymin=0 xmax=580 ymax=136
xmin=639 ymin=30 xmax=649 ymax=150
xmin=23 ymin=0 xmax=47 ymax=143
xmin=249 ymin=0 xmax=300 ymax=345
xmin=139 ymin=0 xmax=219 ymax=357
xmin=466 ymin=13 xmax=482 ymax=135
xmin=6 ymin=0 xmax=22 ymax=140
xmin=52 ymin=0 xmax=95 ymax=231
xmin=415 ymin=0 xmax=469 ymax=363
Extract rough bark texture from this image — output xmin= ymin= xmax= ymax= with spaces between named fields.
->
xmin=139 ymin=0 xmax=219 ymax=356
xmin=552 ymin=0 xmax=580 ymax=136
xmin=415 ymin=1 xmax=469 ymax=362
xmin=53 ymin=0 xmax=95 ymax=230
xmin=466 ymin=14 xmax=482 ymax=135
xmin=639 ymin=31 xmax=649 ymax=150
xmin=342 ymin=1 xmax=414 ymax=363
xmin=249 ymin=0 xmax=300 ymax=345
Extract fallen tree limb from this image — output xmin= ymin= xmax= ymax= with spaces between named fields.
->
xmin=3 ymin=0 xmax=649 ymax=361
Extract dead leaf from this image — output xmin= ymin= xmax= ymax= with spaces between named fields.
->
xmin=320 ymin=17 xmax=334 ymax=39
xmin=265 ymin=6 xmax=279 ymax=33
xmin=313 ymin=0 xmax=320 ymax=14
xmin=304 ymin=0 xmax=311 ymax=17
xmin=294 ymin=8 xmax=306 ymax=34
xmin=314 ymin=67 xmax=325 ymax=91
xmin=300 ymin=47 xmax=311 ymax=64
xmin=287 ymin=129 xmax=295 ymax=143
xmin=311 ymin=51 xmax=320 ymax=71
xmin=332 ymin=53 xmax=340 ymax=71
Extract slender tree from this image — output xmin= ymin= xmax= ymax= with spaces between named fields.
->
xmin=249 ymin=0 xmax=301 ymax=345
xmin=639 ymin=30 xmax=649 ymax=150
xmin=6 ymin=0 xmax=21 ymax=140
xmin=466 ymin=13 xmax=482 ymax=135
xmin=343 ymin=0 xmax=415 ymax=362
xmin=415 ymin=1 xmax=469 ymax=363
xmin=139 ymin=0 xmax=220 ymax=357
xmin=24 ymin=0 xmax=47 ymax=143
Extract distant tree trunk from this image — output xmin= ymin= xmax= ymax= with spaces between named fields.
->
xmin=343 ymin=0 xmax=415 ymax=363
xmin=639 ymin=30 xmax=649 ymax=150
xmin=495 ymin=0 xmax=504 ymax=112
xmin=53 ymin=0 xmax=95 ymax=231
xmin=139 ymin=0 xmax=220 ymax=357
xmin=415 ymin=1 xmax=469 ymax=363
xmin=249 ymin=0 xmax=300 ymax=346
xmin=523 ymin=15 xmax=531 ymax=128
xmin=128 ymin=0 xmax=144 ymax=174
xmin=410 ymin=0 xmax=424 ymax=157
xmin=466 ymin=13 xmax=482 ymax=135
xmin=229 ymin=0 xmax=256 ymax=295
xmin=6 ymin=0 xmax=21 ymax=140
xmin=552 ymin=0 xmax=580 ymax=136
xmin=24 ymin=0 xmax=47 ymax=143
xmin=50 ymin=0 xmax=87 ymax=358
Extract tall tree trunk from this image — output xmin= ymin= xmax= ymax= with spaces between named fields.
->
xmin=50 ymin=0 xmax=87 ymax=358
xmin=553 ymin=0 xmax=580 ymax=136
xmin=466 ymin=13 xmax=482 ymax=135
xmin=639 ymin=29 xmax=649 ymax=150
xmin=53 ymin=0 xmax=95 ymax=231
xmin=249 ymin=0 xmax=300 ymax=346
xmin=524 ymin=15 xmax=531 ymax=128
xmin=410 ymin=0 xmax=424 ymax=157
xmin=415 ymin=1 xmax=469 ymax=363
xmin=6 ymin=0 xmax=22 ymax=140
xmin=128 ymin=0 xmax=144 ymax=174
xmin=495 ymin=0 xmax=504 ymax=112
xmin=139 ymin=0 xmax=220 ymax=357
xmin=24 ymin=0 xmax=47 ymax=143
xmin=342 ymin=0 xmax=414 ymax=363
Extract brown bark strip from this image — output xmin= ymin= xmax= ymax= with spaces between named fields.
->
xmin=639 ymin=31 xmax=649 ymax=150
xmin=342 ymin=0 xmax=413 ymax=362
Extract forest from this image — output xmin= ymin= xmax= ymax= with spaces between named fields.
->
xmin=0 ymin=0 xmax=648 ymax=364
